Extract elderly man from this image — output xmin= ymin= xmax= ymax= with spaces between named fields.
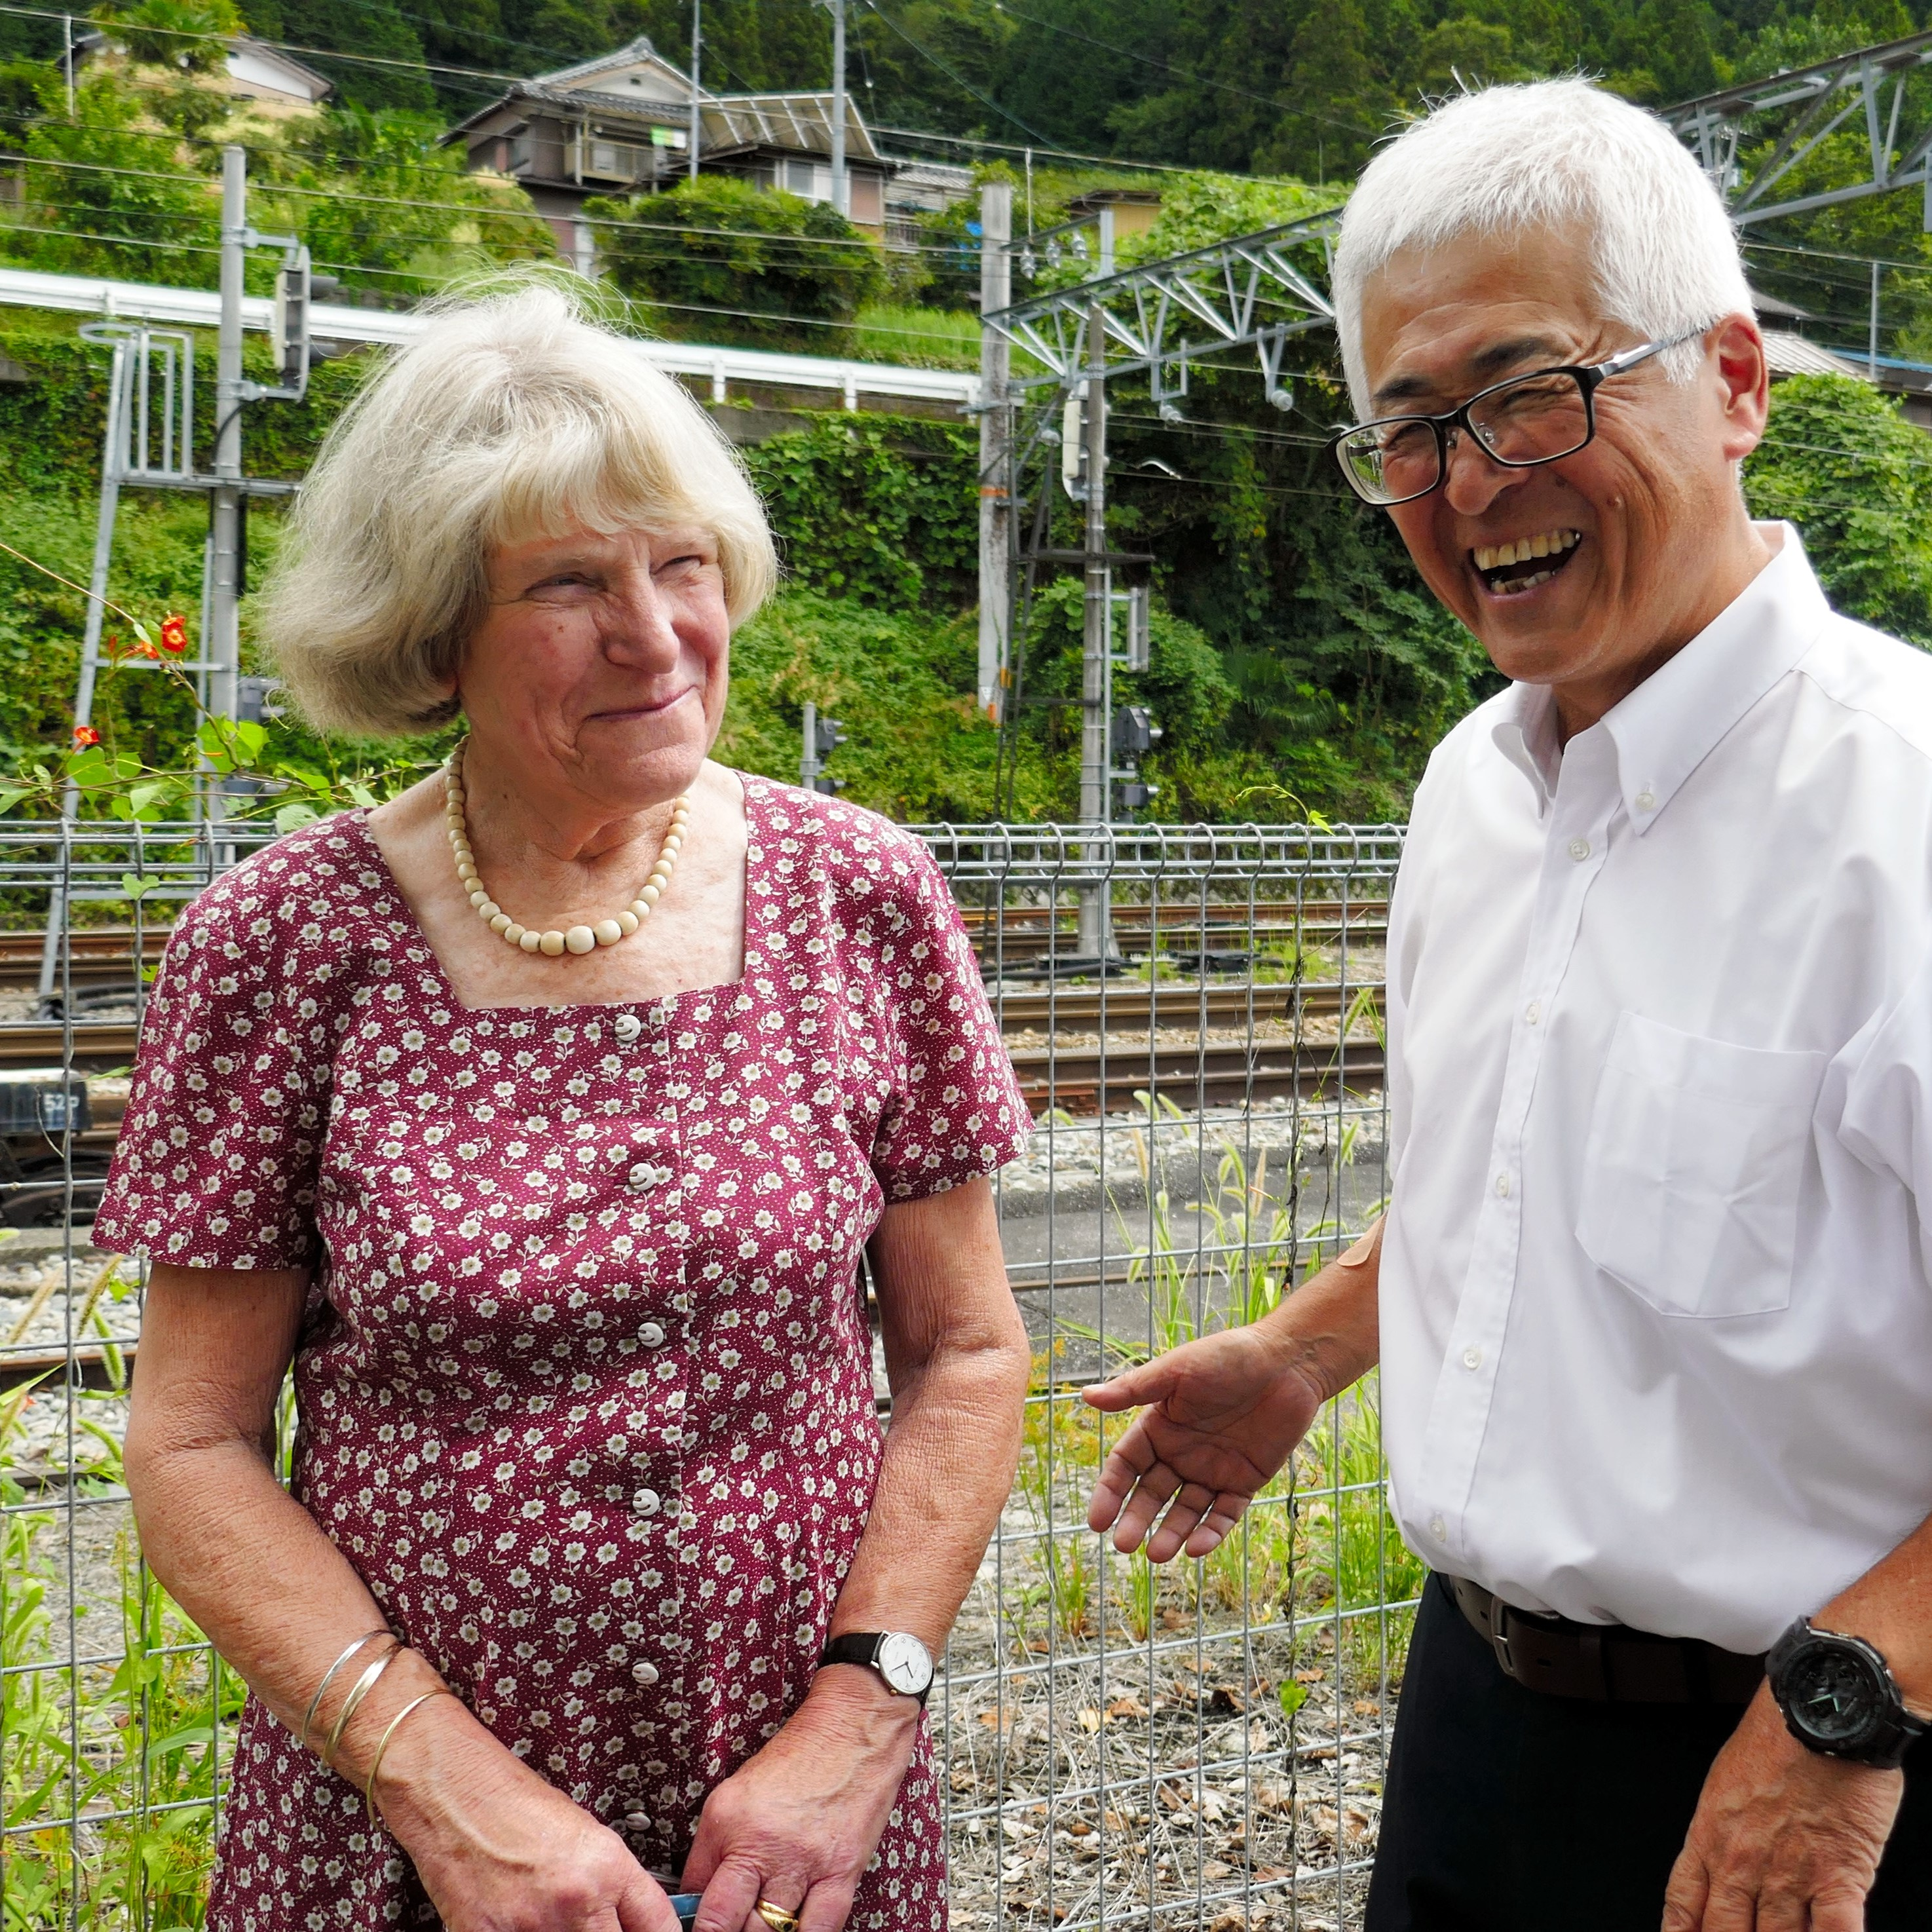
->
xmin=1086 ymin=78 xmax=1932 ymax=1932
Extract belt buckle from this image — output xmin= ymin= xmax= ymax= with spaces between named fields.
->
xmin=1487 ymin=1594 xmax=1518 ymax=1680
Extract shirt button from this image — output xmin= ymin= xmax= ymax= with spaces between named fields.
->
xmin=624 ymin=1809 xmax=653 ymax=1832
xmin=632 ymin=1488 xmax=661 ymax=1517
xmin=637 ymin=1322 xmax=666 ymax=1349
xmin=1635 ymin=789 xmax=1656 ymax=812
xmin=1430 ymin=1515 xmax=1447 ymax=1540
xmin=627 ymin=1163 xmax=668 ymax=1192
xmin=630 ymin=1660 xmax=660 ymax=1686
xmin=1568 ymin=837 xmax=1590 ymax=862
xmin=1525 ymin=1000 xmax=1540 ymax=1025
xmin=1494 ymin=1173 xmax=1511 ymax=1198
xmin=1462 ymin=1346 xmax=1483 ymax=1371
xmin=613 ymin=1013 xmax=642 ymax=1046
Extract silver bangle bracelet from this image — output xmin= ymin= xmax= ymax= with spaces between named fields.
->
xmin=299 ymin=1628 xmax=394 ymax=1754
xmin=322 ymin=1638 xmax=403 ymax=1768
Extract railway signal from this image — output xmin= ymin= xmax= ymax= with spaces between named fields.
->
xmin=800 ymin=702 xmax=847 ymax=795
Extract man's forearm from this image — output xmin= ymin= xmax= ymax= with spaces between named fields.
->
xmin=1810 ymin=1508 xmax=1932 ymax=1717
xmin=1255 ymin=1215 xmax=1384 ymax=1405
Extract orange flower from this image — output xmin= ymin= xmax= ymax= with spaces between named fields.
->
xmin=136 ymin=639 xmax=157 ymax=659
xmin=158 ymin=613 xmax=189 ymax=654
xmin=72 ymin=725 xmax=99 ymax=747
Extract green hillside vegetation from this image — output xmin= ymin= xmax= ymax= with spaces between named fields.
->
xmin=0 ymin=3 xmax=1928 ymax=825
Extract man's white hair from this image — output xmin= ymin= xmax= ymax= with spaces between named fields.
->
xmin=1333 ymin=78 xmax=1753 ymax=417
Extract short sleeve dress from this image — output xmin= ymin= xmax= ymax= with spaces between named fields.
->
xmin=93 ymin=776 xmax=1032 ymax=1932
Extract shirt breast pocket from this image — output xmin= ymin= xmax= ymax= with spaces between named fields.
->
xmin=1575 ymin=1013 xmax=1825 ymax=1319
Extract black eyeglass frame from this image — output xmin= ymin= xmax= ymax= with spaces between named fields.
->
xmin=1328 ymin=330 xmax=1704 ymax=507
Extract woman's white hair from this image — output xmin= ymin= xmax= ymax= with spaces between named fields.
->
xmin=263 ymin=273 xmax=779 ymax=737
xmin=1333 ymin=78 xmax=1753 ymax=417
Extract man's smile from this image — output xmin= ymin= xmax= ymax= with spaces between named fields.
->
xmin=1471 ymin=528 xmax=1582 ymax=597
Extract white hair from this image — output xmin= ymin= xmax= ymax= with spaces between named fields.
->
xmin=1333 ymin=79 xmax=1753 ymax=416
xmin=264 ymin=273 xmax=778 ymax=738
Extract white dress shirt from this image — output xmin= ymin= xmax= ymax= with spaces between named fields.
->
xmin=1382 ymin=526 xmax=1932 ymax=1654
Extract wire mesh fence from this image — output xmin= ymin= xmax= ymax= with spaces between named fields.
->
xmin=0 ymin=815 xmax=1409 ymax=1932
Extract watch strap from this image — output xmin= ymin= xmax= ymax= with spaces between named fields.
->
xmin=817 ymin=1632 xmax=931 ymax=1704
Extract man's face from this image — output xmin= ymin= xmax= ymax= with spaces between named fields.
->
xmin=1358 ymin=223 xmax=1768 ymax=701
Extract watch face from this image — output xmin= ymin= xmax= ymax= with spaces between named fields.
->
xmin=1787 ymin=1644 xmax=1884 ymax=1747
xmin=876 ymin=1632 xmax=934 ymax=1697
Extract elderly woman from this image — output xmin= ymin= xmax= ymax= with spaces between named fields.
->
xmin=96 ymin=280 xmax=1033 ymax=1932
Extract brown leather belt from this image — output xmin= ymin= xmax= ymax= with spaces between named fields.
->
xmin=1445 ymin=1575 xmax=1766 ymax=1705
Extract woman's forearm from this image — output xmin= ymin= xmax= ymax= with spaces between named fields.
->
xmin=125 ymin=1267 xmax=491 ymax=1797
xmin=826 ymin=1327 xmax=1031 ymax=1651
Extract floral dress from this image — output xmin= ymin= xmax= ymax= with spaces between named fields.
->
xmin=94 ymin=777 xmax=1032 ymax=1932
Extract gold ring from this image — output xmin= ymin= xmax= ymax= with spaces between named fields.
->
xmin=754 ymin=1904 xmax=801 ymax=1932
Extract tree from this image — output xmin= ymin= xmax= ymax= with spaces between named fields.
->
xmin=585 ymin=176 xmax=885 ymax=350
xmin=90 ymin=0 xmax=241 ymax=73
xmin=1744 ymin=373 xmax=1932 ymax=646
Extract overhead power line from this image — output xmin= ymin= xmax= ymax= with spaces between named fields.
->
xmin=981 ymin=0 xmax=1363 ymax=138
xmin=859 ymin=1 xmax=1057 ymax=149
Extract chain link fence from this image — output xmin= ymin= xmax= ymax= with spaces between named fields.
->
xmin=0 ymin=816 xmax=1409 ymax=1932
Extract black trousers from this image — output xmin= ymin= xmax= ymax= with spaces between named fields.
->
xmin=1365 ymin=1574 xmax=1932 ymax=1932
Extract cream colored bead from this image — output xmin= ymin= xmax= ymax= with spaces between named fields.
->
xmin=617 ymin=911 xmax=640 ymax=936
xmin=639 ymin=884 xmax=662 ymax=907
xmin=518 ymin=930 xmax=542 ymax=953
xmin=539 ymin=930 xmax=566 ymax=957
xmin=468 ymin=888 xmax=491 ymax=909
xmin=503 ymin=922 xmax=525 ymax=944
xmin=457 ymin=864 xmax=478 ymax=884
xmin=628 ymin=901 xmax=651 ymax=920
xmin=592 ymin=919 xmax=624 ymax=947
xmin=564 ymin=925 xmax=596 ymax=955
xmin=489 ymin=913 xmax=513 ymax=934
xmin=477 ymin=901 xmax=501 ymax=922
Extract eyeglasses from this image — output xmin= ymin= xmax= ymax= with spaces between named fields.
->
xmin=1329 ymin=332 xmax=1701 ymax=507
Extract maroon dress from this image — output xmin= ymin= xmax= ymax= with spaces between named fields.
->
xmin=94 ymin=777 xmax=1031 ymax=1932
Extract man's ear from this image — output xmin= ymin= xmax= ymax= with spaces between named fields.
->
xmin=1709 ymin=313 xmax=1770 ymax=464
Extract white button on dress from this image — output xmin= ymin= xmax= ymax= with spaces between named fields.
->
xmin=632 ymin=1488 xmax=661 ymax=1517
xmin=613 ymin=1013 xmax=642 ymax=1046
xmin=637 ymin=1322 xmax=666 ymax=1349
xmin=630 ymin=1660 xmax=660 ymax=1686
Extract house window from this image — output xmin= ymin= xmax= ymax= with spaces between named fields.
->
xmin=590 ymin=142 xmax=620 ymax=176
xmin=508 ymin=129 xmax=531 ymax=172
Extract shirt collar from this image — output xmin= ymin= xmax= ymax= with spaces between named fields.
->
xmin=1488 ymin=523 xmax=1830 ymax=832
xmin=1601 ymin=524 xmax=1828 ymax=834
xmin=1490 ymin=680 xmax=1564 ymax=814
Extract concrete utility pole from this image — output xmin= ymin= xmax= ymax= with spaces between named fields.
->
xmin=801 ymin=699 xmax=822 ymax=791
xmin=1076 ymin=299 xmax=1112 ymax=961
xmin=688 ymin=0 xmax=702 ymax=183
xmin=976 ymin=181 xmax=1011 ymax=721
xmin=828 ymin=0 xmax=848 ymax=218
xmin=210 ymin=145 xmax=246 ymax=736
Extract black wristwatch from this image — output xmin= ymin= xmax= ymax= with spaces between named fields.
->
xmin=1766 ymin=1618 xmax=1928 ymax=1770
xmin=818 ymin=1631 xmax=934 ymax=1705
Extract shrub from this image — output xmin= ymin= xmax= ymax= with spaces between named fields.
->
xmin=584 ymin=176 xmax=886 ymax=351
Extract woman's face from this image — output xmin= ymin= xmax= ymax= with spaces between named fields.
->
xmin=457 ymin=522 xmax=730 ymax=812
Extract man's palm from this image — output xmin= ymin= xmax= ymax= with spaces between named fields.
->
xmin=1084 ymin=1327 xmax=1321 ymax=1563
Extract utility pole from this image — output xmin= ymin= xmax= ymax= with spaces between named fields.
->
xmin=688 ymin=0 xmax=702 ymax=183
xmin=210 ymin=145 xmax=246 ymax=736
xmin=828 ymin=0 xmax=848 ymax=218
xmin=1870 ymin=257 xmax=1881 ymax=378
xmin=801 ymin=699 xmax=821 ymax=791
xmin=976 ymin=180 xmax=1011 ymax=722
xmin=1076 ymin=299 xmax=1112 ymax=962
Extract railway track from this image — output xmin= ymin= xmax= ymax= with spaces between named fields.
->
xmin=1008 ymin=1035 xmax=1385 ymax=1114
xmin=0 ymin=903 xmax=1391 ymax=990
xmin=0 ymin=981 xmax=1378 ymax=1074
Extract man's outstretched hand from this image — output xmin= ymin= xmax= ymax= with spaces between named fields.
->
xmin=1083 ymin=1325 xmax=1327 ymax=1563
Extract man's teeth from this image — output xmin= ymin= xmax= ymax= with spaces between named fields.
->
xmin=1472 ymin=529 xmax=1581 ymax=572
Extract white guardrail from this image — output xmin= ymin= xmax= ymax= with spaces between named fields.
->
xmin=0 ymin=265 xmax=983 ymax=413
